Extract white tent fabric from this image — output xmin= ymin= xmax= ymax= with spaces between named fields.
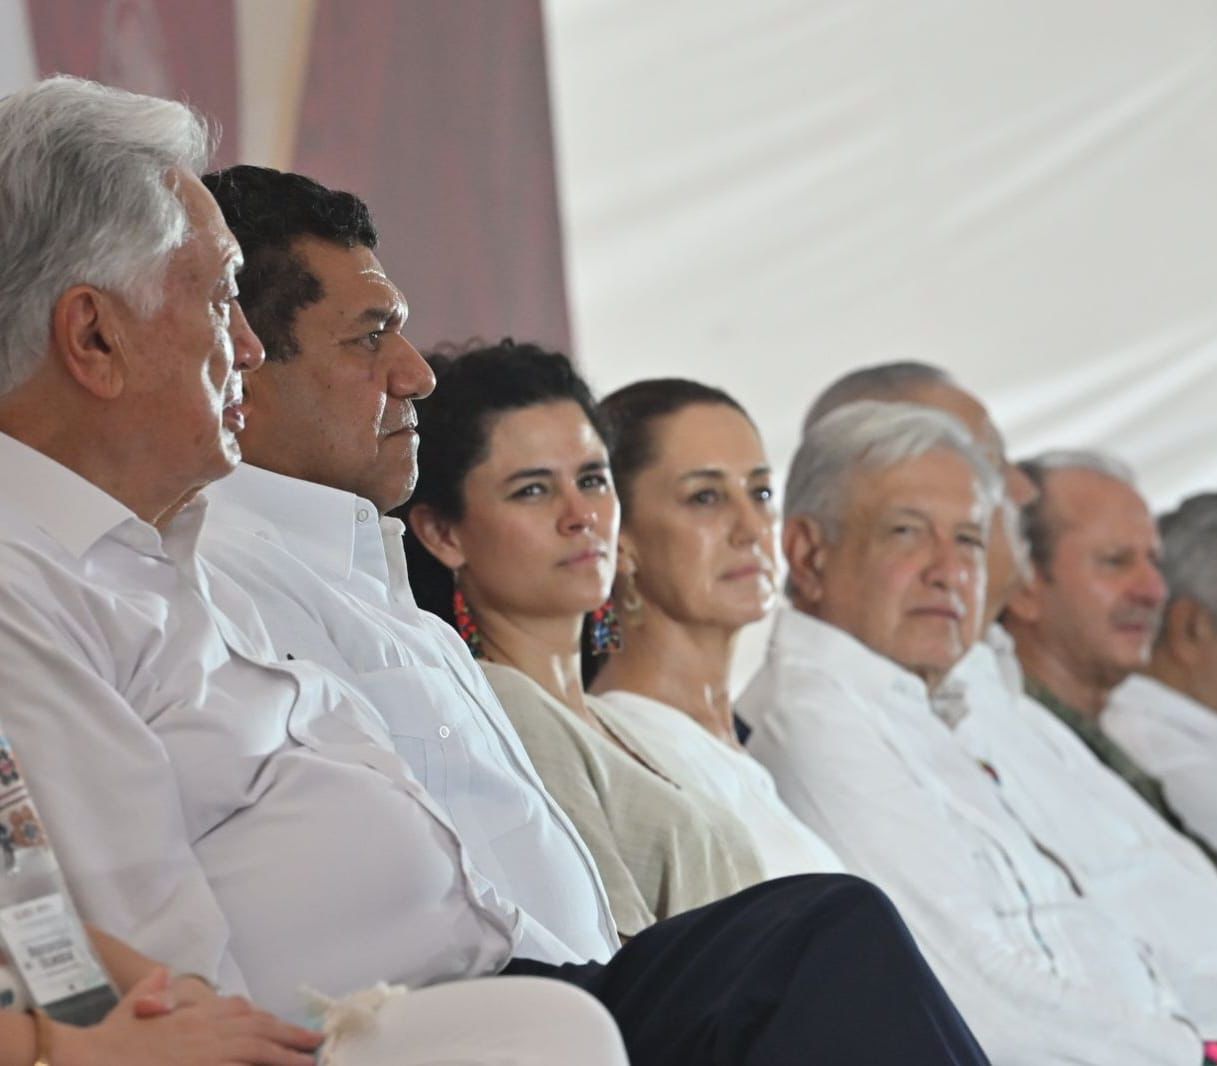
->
xmin=544 ymin=0 xmax=1217 ymax=513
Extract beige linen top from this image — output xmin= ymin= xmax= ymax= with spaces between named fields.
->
xmin=482 ymin=663 xmax=765 ymax=936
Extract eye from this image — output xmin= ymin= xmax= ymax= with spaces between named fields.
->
xmin=578 ymin=471 xmax=611 ymax=492
xmin=752 ymin=484 xmax=774 ymax=504
xmin=509 ymin=482 xmax=547 ymax=500
xmin=957 ymin=531 xmax=986 ymax=550
xmin=357 ymin=331 xmax=385 ymax=352
xmin=688 ymin=488 xmax=721 ymax=506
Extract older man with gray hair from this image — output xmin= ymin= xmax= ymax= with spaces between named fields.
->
xmin=1104 ymin=493 xmax=1217 ymax=853
xmin=740 ymin=400 xmax=1205 ymax=1065
xmin=1003 ymin=450 xmax=1174 ymax=813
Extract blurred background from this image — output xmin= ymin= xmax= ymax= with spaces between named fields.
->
xmin=4 ymin=0 xmax=1215 ymax=679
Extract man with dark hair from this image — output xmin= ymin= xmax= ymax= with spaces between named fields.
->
xmin=194 ymin=163 xmax=992 ymax=1066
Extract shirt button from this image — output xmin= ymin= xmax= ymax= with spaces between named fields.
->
xmin=438 ymin=725 xmax=451 ymax=739
xmin=356 ymin=508 xmax=371 ymax=523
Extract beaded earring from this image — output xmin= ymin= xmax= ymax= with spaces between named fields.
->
xmin=588 ymin=598 xmax=623 ymax=656
xmin=452 ymin=584 xmax=484 ymax=659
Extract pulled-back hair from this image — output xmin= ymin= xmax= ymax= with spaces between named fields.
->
xmin=393 ymin=338 xmax=606 ymax=627
xmin=598 ymin=378 xmax=750 ymax=519
xmin=0 ymin=76 xmax=211 ymax=395
xmin=1158 ymin=493 xmax=1217 ymax=620
xmin=802 ymin=361 xmax=952 ymax=434
xmin=201 ymin=165 xmax=377 ymax=362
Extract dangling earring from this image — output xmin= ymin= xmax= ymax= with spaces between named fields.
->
xmin=452 ymin=581 xmax=484 ymax=659
xmin=620 ymin=570 xmax=644 ymax=628
xmin=588 ymin=598 xmax=623 ymax=656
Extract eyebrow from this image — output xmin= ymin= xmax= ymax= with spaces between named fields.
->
xmin=504 ymin=458 xmax=608 ymax=483
xmin=678 ymin=465 xmax=771 ymax=482
xmin=355 ymin=304 xmax=405 ymax=326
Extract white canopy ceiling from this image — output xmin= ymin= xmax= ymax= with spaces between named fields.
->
xmin=545 ymin=0 xmax=1217 ymax=512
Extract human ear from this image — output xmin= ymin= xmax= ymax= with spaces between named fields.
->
xmin=615 ymin=527 xmax=640 ymax=579
xmin=782 ymin=515 xmax=828 ymax=607
xmin=1002 ymin=567 xmax=1046 ymax=625
xmin=51 ymin=286 xmax=127 ymax=400
xmin=1165 ymin=597 xmax=1208 ymax=668
xmin=407 ymin=504 xmax=467 ymax=571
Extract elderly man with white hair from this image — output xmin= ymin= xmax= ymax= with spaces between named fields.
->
xmin=1104 ymin=493 xmax=1217 ymax=853
xmin=739 ymin=400 xmax=1205 ymax=1065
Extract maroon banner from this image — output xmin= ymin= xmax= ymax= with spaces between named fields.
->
xmin=294 ymin=0 xmax=571 ymax=354
xmin=27 ymin=0 xmax=240 ymax=167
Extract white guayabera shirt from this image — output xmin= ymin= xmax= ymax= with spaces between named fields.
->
xmin=945 ymin=629 xmax=1217 ymax=1037
xmin=738 ymin=607 xmax=1201 ymax=1066
xmin=0 ymin=432 xmax=538 ymax=1022
xmin=199 ymin=461 xmax=619 ymax=964
xmin=1104 ymin=673 xmax=1217 ymax=857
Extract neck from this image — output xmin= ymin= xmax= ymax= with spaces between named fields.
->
xmin=591 ymin=606 xmax=739 ymax=744
xmin=478 ymin=606 xmax=588 ymax=714
xmin=0 ymin=401 xmax=185 ymax=525
xmin=1015 ymin=633 xmax=1110 ymax=717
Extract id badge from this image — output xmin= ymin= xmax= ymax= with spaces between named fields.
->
xmin=0 ymin=892 xmax=112 ymax=1010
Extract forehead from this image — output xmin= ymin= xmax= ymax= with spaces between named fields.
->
xmin=1047 ymin=469 xmax=1158 ymax=545
xmin=292 ymin=236 xmax=404 ymax=320
xmin=170 ymin=171 xmax=241 ymax=282
xmin=481 ymin=400 xmax=605 ymax=468
xmin=648 ymin=403 xmax=765 ymax=473
xmin=847 ymin=449 xmax=984 ymax=520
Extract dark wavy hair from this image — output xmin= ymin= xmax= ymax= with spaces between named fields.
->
xmin=598 ymin=378 xmax=751 ymax=519
xmin=392 ymin=338 xmax=607 ymax=630
xmin=201 ymin=164 xmax=377 ymax=362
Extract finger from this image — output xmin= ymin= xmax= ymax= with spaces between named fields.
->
xmin=131 ymin=992 xmax=175 ymax=1018
xmin=116 ymin=966 xmax=172 ymax=1018
xmin=229 ymin=1035 xmax=321 ymax=1065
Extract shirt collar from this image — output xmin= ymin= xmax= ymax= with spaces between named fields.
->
xmin=0 ymin=431 xmax=141 ymax=558
xmin=206 ymin=462 xmax=368 ymax=582
xmin=1116 ymin=673 xmax=1217 ymax=738
xmin=770 ymin=605 xmax=931 ymax=706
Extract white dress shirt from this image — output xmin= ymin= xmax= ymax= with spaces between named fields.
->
xmin=0 ymin=433 xmax=535 ymax=1022
xmin=594 ymin=690 xmax=845 ymax=877
xmin=738 ymin=607 xmax=1200 ymax=1066
xmin=198 ymin=462 xmax=618 ymax=963
xmin=946 ymin=631 xmax=1217 ymax=1035
xmin=1104 ymin=673 xmax=1217 ymax=855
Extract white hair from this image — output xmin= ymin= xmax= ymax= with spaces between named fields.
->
xmin=802 ymin=361 xmax=953 ymax=435
xmin=784 ymin=400 xmax=1003 ymax=539
xmin=1158 ymin=493 xmax=1217 ymax=618
xmin=1024 ymin=449 xmax=1137 ymax=487
xmin=0 ymin=76 xmax=212 ymax=396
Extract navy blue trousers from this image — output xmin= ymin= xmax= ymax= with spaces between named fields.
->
xmin=506 ymin=874 xmax=988 ymax=1066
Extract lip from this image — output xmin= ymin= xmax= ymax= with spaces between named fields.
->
xmin=908 ymin=606 xmax=963 ymax=622
xmin=721 ymin=564 xmax=772 ymax=581
xmin=222 ymin=399 xmax=246 ymax=432
xmin=559 ymin=548 xmax=608 ymax=567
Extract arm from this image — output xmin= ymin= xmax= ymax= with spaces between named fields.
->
xmin=747 ymin=667 xmax=1201 ymax=1066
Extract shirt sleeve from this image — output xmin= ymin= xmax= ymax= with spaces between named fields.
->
xmin=0 ymin=579 xmax=247 ymax=994
xmin=747 ymin=666 xmax=1202 ymax=1066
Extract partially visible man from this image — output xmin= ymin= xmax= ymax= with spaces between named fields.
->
xmin=1002 ymin=451 xmax=1175 ymax=817
xmin=739 ymin=400 xmax=1202 ymax=1065
xmin=1104 ymin=493 xmax=1217 ymax=853
xmin=803 ymin=363 xmax=1217 ymax=1035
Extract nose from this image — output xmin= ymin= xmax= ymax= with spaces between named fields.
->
xmin=729 ymin=496 xmax=772 ymax=547
xmin=924 ymin=534 xmax=978 ymax=595
xmin=1132 ymin=556 xmax=1168 ymax=607
xmin=387 ymin=336 xmax=435 ymax=400
xmin=230 ymin=300 xmax=265 ymax=372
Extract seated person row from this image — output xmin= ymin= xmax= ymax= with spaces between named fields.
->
xmin=810 ymin=363 xmax=1217 ymax=1028
xmin=1103 ymin=493 xmax=1217 ymax=853
xmin=782 ymin=362 xmax=1217 ymax=1055
xmin=737 ymin=394 xmax=1209 ymax=1063
xmin=394 ymin=347 xmax=842 ymax=934
xmin=0 ymin=77 xmax=986 ymax=1066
